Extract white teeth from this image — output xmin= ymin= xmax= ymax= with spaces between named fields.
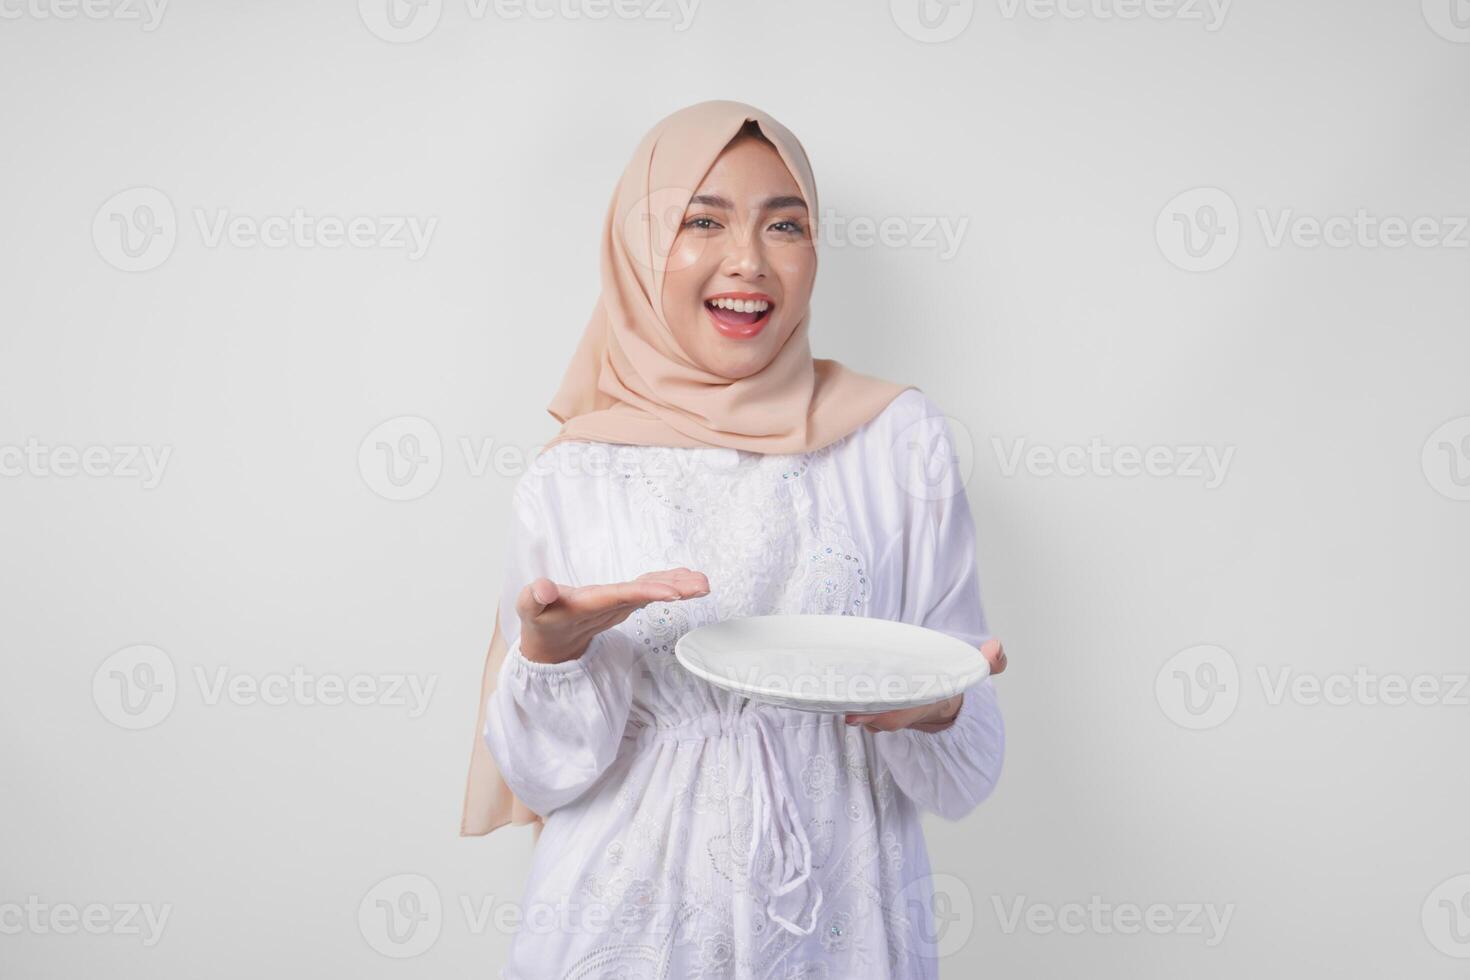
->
xmin=708 ymin=297 xmax=770 ymax=313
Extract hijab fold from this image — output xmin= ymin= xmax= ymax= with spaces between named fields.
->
xmin=461 ymin=100 xmax=912 ymax=839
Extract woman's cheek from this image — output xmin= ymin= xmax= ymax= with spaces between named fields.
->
xmin=772 ymin=247 xmax=815 ymax=300
xmin=660 ymin=251 xmax=702 ymax=323
xmin=665 ymin=235 xmax=713 ymax=277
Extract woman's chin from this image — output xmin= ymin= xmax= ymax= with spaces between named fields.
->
xmin=698 ymin=344 xmax=779 ymax=381
xmin=670 ymin=314 xmax=789 ymax=379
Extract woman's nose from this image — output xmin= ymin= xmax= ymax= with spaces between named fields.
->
xmin=720 ymin=226 xmax=769 ymax=279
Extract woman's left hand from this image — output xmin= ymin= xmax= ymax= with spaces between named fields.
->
xmin=844 ymin=637 xmax=1006 ymax=733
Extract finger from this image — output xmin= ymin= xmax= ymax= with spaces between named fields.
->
xmin=636 ymin=566 xmax=693 ymax=578
xmin=846 ymin=714 xmax=886 ymax=728
xmin=566 ymin=569 xmax=710 ymax=612
xmin=857 ymin=711 xmax=909 ymax=732
xmin=564 ymin=579 xmax=698 ymax=616
xmin=636 ymin=568 xmax=711 ymax=595
xmin=621 ymin=570 xmax=711 ymax=603
xmin=554 ymin=577 xmax=711 ymax=635
xmin=634 ymin=567 xmax=692 ymax=582
xmin=516 ymin=578 xmax=561 ymax=620
xmin=981 ymin=638 xmax=1007 ymax=676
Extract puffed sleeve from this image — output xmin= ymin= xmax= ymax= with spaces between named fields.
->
xmin=482 ymin=476 xmax=639 ymax=817
xmin=873 ymin=399 xmax=1006 ymax=821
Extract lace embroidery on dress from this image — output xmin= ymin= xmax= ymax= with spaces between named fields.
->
xmin=552 ymin=435 xmax=922 ymax=980
xmin=619 ymin=440 xmax=870 ymax=624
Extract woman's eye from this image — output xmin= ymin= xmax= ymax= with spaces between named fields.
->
xmin=770 ymin=220 xmax=806 ymax=235
xmin=683 ymin=216 xmax=722 ymax=231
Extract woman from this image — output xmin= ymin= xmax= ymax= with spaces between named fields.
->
xmin=461 ymin=100 xmax=1007 ymax=979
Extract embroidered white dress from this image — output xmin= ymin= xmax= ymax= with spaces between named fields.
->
xmin=483 ymin=388 xmax=1005 ymax=980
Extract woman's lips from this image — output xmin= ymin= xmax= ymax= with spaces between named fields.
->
xmin=704 ymin=295 xmax=774 ymax=339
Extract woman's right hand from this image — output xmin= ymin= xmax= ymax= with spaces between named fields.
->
xmin=516 ymin=567 xmax=710 ymax=665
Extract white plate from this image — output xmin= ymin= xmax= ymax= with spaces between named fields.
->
xmin=674 ymin=614 xmax=989 ymax=715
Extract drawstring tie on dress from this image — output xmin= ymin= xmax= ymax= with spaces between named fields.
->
xmin=740 ymin=709 xmax=824 ymax=937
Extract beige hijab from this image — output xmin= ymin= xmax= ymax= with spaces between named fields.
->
xmin=460 ymin=100 xmax=912 ymax=839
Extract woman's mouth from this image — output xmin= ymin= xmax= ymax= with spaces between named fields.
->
xmin=704 ymin=293 xmax=774 ymax=339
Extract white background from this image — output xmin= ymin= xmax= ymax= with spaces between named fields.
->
xmin=2 ymin=0 xmax=1468 ymax=976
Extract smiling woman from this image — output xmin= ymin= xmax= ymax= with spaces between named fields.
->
xmin=661 ymin=122 xmax=816 ymax=368
xmin=461 ymin=100 xmax=1008 ymax=980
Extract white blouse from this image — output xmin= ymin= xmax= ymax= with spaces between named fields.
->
xmin=483 ymin=388 xmax=1005 ymax=980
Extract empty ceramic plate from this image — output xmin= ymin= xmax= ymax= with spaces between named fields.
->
xmin=674 ymin=614 xmax=989 ymax=714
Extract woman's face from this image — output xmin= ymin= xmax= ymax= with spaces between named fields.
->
xmin=660 ymin=137 xmax=816 ymax=380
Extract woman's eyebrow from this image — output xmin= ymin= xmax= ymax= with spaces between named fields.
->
xmin=764 ymin=195 xmax=807 ymax=211
xmin=687 ymin=194 xmax=808 ymax=211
